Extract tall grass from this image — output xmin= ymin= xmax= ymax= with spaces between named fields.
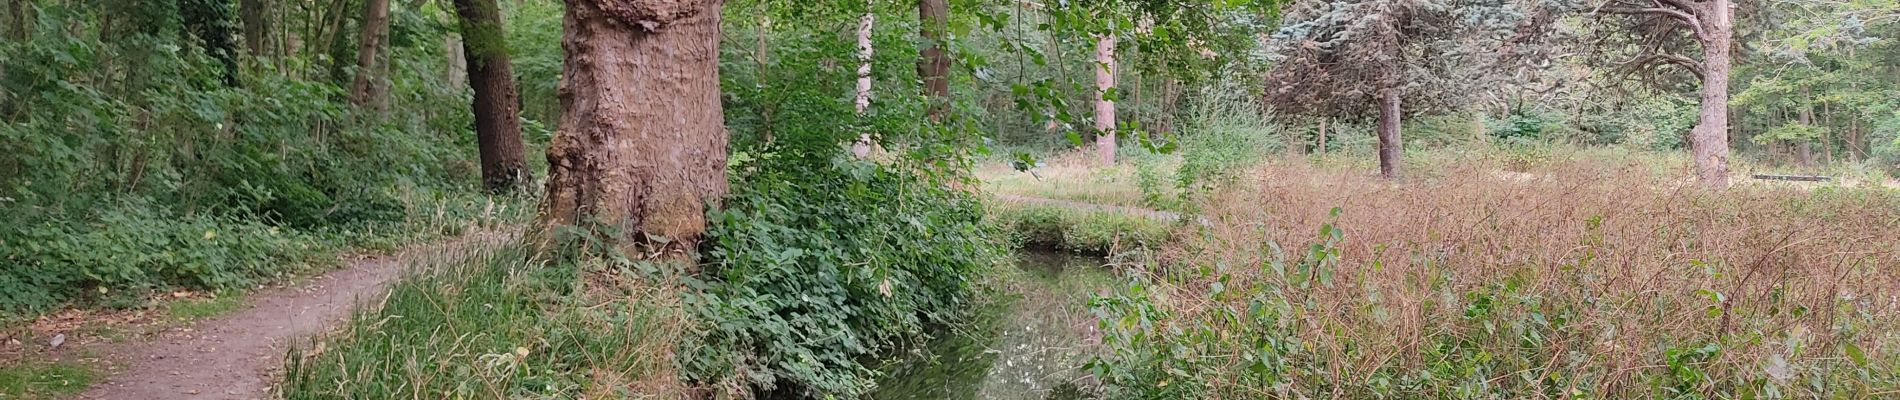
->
xmin=1091 ymin=149 xmax=1900 ymax=398
xmin=281 ymin=238 xmax=691 ymax=399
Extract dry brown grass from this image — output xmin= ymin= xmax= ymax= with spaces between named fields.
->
xmin=1133 ymin=151 xmax=1900 ymax=397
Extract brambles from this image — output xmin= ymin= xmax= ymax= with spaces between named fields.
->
xmin=1088 ymin=151 xmax=1900 ymax=398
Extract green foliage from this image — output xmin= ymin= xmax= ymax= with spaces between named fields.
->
xmin=688 ymin=159 xmax=1004 ymax=399
xmin=1491 ymin=112 xmax=1557 ymax=145
xmin=1173 ymin=87 xmax=1278 ymax=195
xmin=0 ymin=362 xmax=93 ymax=399
xmin=282 ymin=240 xmax=684 ymax=399
xmin=0 ymin=205 xmax=320 ymax=311
xmin=993 ymin=204 xmax=1171 ymax=254
xmin=1573 ymin=95 xmax=1698 ymax=151
xmin=0 ymin=2 xmax=516 ymax=313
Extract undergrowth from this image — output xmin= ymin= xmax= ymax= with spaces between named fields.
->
xmin=1087 ymin=152 xmax=1900 ymax=398
xmin=282 ymin=236 xmax=688 ymax=399
xmin=993 ymin=203 xmax=1174 ymax=255
xmin=687 ymin=158 xmax=1004 ymax=399
xmin=0 ymin=3 xmax=531 ymax=316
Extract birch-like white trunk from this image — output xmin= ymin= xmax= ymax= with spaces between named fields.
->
xmin=851 ymin=7 xmax=877 ymax=158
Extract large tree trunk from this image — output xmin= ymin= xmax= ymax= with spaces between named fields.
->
xmin=1377 ymin=89 xmax=1402 ymax=179
xmin=240 ymin=0 xmax=270 ymax=56
xmin=917 ymin=0 xmax=949 ymax=122
xmin=1092 ymin=34 xmax=1116 ymax=166
xmin=347 ymin=0 xmax=392 ymax=112
xmin=540 ymin=0 xmax=728 ymax=252
xmin=1689 ymin=0 xmax=1733 ymax=187
xmin=851 ymin=4 xmax=876 ymax=157
xmin=454 ymin=0 xmax=533 ymax=193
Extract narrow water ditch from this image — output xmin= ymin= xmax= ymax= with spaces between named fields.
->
xmin=869 ymin=249 xmax=1115 ymax=400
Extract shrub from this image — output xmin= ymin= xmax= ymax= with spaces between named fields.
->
xmin=688 ymin=159 xmax=1004 ymax=399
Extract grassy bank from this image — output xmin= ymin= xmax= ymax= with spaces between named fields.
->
xmin=283 ymin=160 xmax=1005 ymax=399
xmin=1087 ymin=149 xmax=1900 ymax=398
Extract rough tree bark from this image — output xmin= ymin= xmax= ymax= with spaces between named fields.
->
xmin=1690 ymin=0 xmax=1734 ymax=186
xmin=241 ymin=0 xmax=270 ymax=56
xmin=1092 ymin=34 xmax=1116 ymax=166
xmin=851 ymin=4 xmax=876 ymax=157
xmin=1377 ymin=89 xmax=1402 ymax=179
xmin=453 ymin=0 xmax=533 ymax=193
xmin=918 ymin=0 xmax=949 ymax=122
xmin=540 ymin=0 xmax=729 ymax=252
xmin=347 ymin=0 xmax=392 ymax=112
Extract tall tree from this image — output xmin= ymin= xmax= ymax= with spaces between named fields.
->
xmin=1092 ymin=33 xmax=1117 ymax=165
xmin=240 ymin=0 xmax=270 ymax=56
xmin=1593 ymin=0 xmax=1739 ymax=186
xmin=540 ymin=0 xmax=728 ymax=252
xmin=1263 ymin=0 xmax=1551 ymax=178
xmin=347 ymin=0 xmax=392 ymax=111
xmin=453 ymin=0 xmax=533 ymax=193
xmin=1261 ymin=0 xmax=1442 ymax=179
xmin=851 ymin=1 xmax=877 ymax=157
xmin=918 ymin=0 xmax=949 ymax=122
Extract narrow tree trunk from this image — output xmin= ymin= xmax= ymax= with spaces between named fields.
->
xmin=540 ymin=0 xmax=728 ymax=252
xmin=1158 ymin=78 xmax=1178 ymax=134
xmin=1316 ymin=118 xmax=1328 ymax=154
xmin=1690 ymin=0 xmax=1733 ymax=187
xmin=1798 ymin=91 xmax=1814 ymax=168
xmin=453 ymin=0 xmax=532 ymax=193
xmin=851 ymin=5 xmax=877 ymax=158
xmin=753 ymin=15 xmax=773 ymax=142
xmin=241 ymin=0 xmax=270 ymax=56
xmin=11 ymin=0 xmax=30 ymax=41
xmin=918 ymin=0 xmax=949 ymax=122
xmin=1377 ymin=89 xmax=1402 ymax=179
xmin=446 ymin=35 xmax=467 ymax=86
xmin=348 ymin=0 xmax=392 ymax=112
xmin=1822 ymin=100 xmax=1834 ymax=164
xmin=1092 ymin=33 xmax=1116 ymax=166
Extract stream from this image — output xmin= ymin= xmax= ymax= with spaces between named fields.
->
xmin=869 ymin=250 xmax=1115 ymax=400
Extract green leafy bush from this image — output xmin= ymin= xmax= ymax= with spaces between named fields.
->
xmin=688 ymin=159 xmax=1003 ymax=399
xmin=0 ymin=3 xmax=503 ymax=313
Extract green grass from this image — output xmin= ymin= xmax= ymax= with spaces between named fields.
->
xmin=993 ymin=203 xmax=1175 ymax=254
xmin=280 ymin=240 xmax=686 ymax=399
xmin=0 ymin=362 xmax=93 ymax=399
xmin=164 ymin=292 xmax=247 ymax=321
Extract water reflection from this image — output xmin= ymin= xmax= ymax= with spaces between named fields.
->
xmin=870 ymin=250 xmax=1113 ymax=400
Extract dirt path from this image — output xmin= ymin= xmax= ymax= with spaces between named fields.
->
xmin=64 ymin=231 xmax=514 ymax=400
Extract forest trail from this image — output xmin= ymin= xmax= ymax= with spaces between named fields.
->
xmin=65 ymin=231 xmax=515 ymax=400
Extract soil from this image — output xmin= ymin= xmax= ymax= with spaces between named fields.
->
xmin=26 ymin=231 xmax=512 ymax=400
